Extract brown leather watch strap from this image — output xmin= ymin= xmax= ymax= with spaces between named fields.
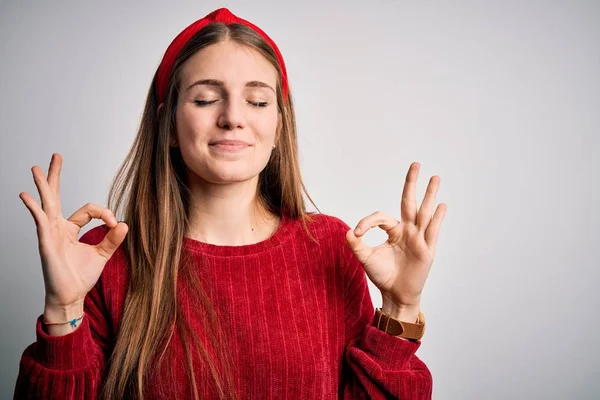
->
xmin=373 ymin=308 xmax=426 ymax=342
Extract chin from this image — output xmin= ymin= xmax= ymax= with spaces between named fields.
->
xmin=196 ymin=168 xmax=259 ymax=185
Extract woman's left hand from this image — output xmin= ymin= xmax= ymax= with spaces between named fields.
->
xmin=345 ymin=162 xmax=447 ymax=315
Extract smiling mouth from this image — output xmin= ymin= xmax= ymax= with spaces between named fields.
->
xmin=209 ymin=143 xmax=251 ymax=152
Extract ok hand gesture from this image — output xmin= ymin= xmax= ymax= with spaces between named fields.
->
xmin=19 ymin=153 xmax=128 ymax=327
xmin=345 ymin=162 xmax=447 ymax=318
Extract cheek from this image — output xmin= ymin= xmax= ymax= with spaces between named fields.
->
xmin=176 ymin=106 xmax=212 ymax=143
xmin=252 ymin=112 xmax=279 ymax=144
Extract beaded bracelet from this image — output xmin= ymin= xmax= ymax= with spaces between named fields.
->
xmin=43 ymin=312 xmax=85 ymax=328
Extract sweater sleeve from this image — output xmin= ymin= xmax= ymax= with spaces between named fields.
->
xmin=339 ymin=230 xmax=433 ymax=399
xmin=13 ymin=226 xmax=114 ymax=400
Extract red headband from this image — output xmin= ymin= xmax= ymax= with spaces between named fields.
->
xmin=155 ymin=7 xmax=289 ymax=104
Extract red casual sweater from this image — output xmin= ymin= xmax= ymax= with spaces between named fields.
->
xmin=14 ymin=213 xmax=432 ymax=399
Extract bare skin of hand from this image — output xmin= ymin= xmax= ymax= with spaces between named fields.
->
xmin=19 ymin=153 xmax=128 ymax=332
xmin=345 ymin=162 xmax=447 ymax=319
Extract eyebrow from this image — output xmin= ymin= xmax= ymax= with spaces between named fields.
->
xmin=185 ymin=79 xmax=275 ymax=94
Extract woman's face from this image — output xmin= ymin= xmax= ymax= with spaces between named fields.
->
xmin=174 ymin=40 xmax=280 ymax=185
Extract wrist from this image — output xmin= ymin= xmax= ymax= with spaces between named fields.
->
xmin=381 ymin=297 xmax=420 ymax=323
xmin=43 ymin=300 xmax=84 ymax=324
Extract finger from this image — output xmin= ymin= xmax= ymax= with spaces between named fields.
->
xmin=96 ymin=222 xmax=129 ymax=261
xmin=425 ymin=203 xmax=447 ymax=250
xmin=417 ymin=176 xmax=441 ymax=231
xmin=354 ymin=210 xmax=400 ymax=237
xmin=67 ymin=203 xmax=118 ymax=229
xmin=345 ymin=228 xmax=373 ymax=264
xmin=31 ymin=165 xmax=57 ymax=218
xmin=19 ymin=192 xmax=48 ymax=228
xmin=46 ymin=153 xmax=62 ymax=215
xmin=401 ymin=162 xmax=420 ymax=225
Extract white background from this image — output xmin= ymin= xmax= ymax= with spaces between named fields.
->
xmin=1 ymin=1 xmax=598 ymax=398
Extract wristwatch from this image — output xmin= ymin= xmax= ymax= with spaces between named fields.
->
xmin=373 ymin=308 xmax=426 ymax=342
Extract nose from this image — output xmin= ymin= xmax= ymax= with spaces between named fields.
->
xmin=217 ymin=98 xmax=246 ymax=130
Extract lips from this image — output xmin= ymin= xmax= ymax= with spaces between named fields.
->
xmin=209 ymin=140 xmax=252 ymax=153
xmin=210 ymin=140 xmax=251 ymax=146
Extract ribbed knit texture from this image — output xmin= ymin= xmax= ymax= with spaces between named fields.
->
xmin=14 ymin=213 xmax=432 ymax=399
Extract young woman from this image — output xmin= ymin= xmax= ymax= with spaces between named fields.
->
xmin=15 ymin=7 xmax=446 ymax=400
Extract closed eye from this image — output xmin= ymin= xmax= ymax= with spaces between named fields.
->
xmin=194 ymin=100 xmax=218 ymax=106
xmin=193 ymin=100 xmax=268 ymax=108
xmin=248 ymin=101 xmax=268 ymax=108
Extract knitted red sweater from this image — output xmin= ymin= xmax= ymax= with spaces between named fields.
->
xmin=14 ymin=213 xmax=432 ymax=399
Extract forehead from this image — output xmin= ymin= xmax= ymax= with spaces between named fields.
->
xmin=179 ymin=40 xmax=278 ymax=88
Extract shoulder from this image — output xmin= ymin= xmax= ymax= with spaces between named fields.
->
xmin=304 ymin=213 xmax=364 ymax=276
xmin=304 ymin=212 xmax=353 ymax=232
xmin=303 ymin=212 xmax=353 ymax=240
xmin=300 ymin=212 xmax=355 ymax=262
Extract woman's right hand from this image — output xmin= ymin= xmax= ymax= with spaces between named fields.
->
xmin=19 ymin=153 xmax=128 ymax=326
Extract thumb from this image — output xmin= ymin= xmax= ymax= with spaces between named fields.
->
xmin=345 ymin=228 xmax=371 ymax=263
xmin=96 ymin=222 xmax=129 ymax=260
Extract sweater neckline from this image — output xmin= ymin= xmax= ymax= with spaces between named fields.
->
xmin=182 ymin=212 xmax=294 ymax=257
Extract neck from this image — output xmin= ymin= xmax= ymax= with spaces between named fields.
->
xmin=185 ymin=174 xmax=279 ymax=246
